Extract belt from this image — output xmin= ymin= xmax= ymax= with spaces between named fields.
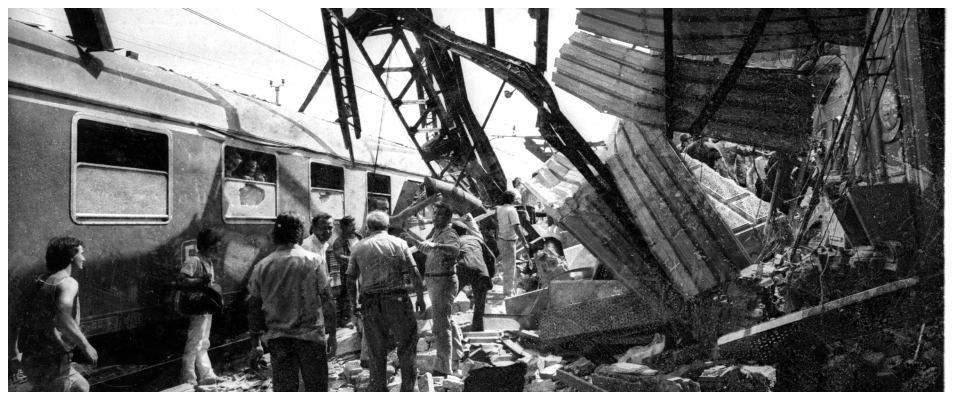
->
xmin=498 ymin=238 xmax=517 ymax=241
xmin=424 ymin=272 xmax=455 ymax=277
xmin=360 ymin=290 xmax=408 ymax=299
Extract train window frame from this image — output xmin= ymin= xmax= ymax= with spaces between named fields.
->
xmin=309 ymin=161 xmax=346 ymax=220
xmin=70 ymin=114 xmax=172 ymax=225
xmin=366 ymin=172 xmax=392 ymax=215
xmin=221 ymin=143 xmax=280 ymax=224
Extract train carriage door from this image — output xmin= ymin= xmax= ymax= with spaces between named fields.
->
xmin=222 ymin=146 xmax=278 ymax=222
xmin=71 ymin=116 xmax=170 ymax=224
xmin=366 ymin=172 xmax=392 ymax=215
xmin=310 ymin=162 xmax=346 ymax=242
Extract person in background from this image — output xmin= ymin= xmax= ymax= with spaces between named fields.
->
xmin=417 ymin=202 xmax=463 ymax=377
xmin=451 ymin=221 xmax=495 ymax=332
xmin=682 ymin=137 xmax=723 ymax=170
xmin=11 ymin=237 xmax=98 ymax=392
xmin=301 ymin=213 xmax=342 ymax=328
xmin=329 ymin=215 xmax=362 ymax=327
xmin=247 ymin=211 xmax=337 ymax=392
xmin=345 ymin=211 xmax=426 ymax=392
xmin=513 ymin=176 xmax=538 ymax=243
xmin=496 ymin=189 xmax=528 ymax=296
xmin=179 ymin=228 xmax=224 ymax=386
xmin=224 ymin=151 xmax=243 ymax=179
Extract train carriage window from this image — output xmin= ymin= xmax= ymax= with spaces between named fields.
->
xmin=310 ymin=162 xmax=345 ymax=220
xmin=222 ymin=146 xmax=278 ymax=221
xmin=366 ymin=173 xmax=392 ymax=214
xmin=72 ymin=118 xmax=170 ymax=224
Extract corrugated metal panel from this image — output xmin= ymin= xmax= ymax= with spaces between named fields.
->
xmin=576 ymin=8 xmax=867 ymax=55
xmin=554 ymin=32 xmax=838 ymax=151
xmin=608 ymin=119 xmax=751 ymax=292
xmin=527 ymin=132 xmax=748 ymax=299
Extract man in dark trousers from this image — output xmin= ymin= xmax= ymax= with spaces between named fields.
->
xmin=418 ymin=202 xmax=464 ymax=377
xmin=451 ymin=221 xmax=496 ymax=332
xmin=12 ymin=236 xmax=98 ymax=392
xmin=330 ymin=215 xmax=363 ymax=327
xmin=247 ymin=211 xmax=337 ymax=392
xmin=345 ymin=211 xmax=426 ymax=392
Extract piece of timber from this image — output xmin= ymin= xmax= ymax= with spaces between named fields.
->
xmin=575 ymin=9 xmax=867 ymax=55
xmin=540 ymin=293 xmax=674 ymax=346
xmin=716 ymin=277 xmax=923 ymax=363
xmin=555 ymin=369 xmax=608 ymax=392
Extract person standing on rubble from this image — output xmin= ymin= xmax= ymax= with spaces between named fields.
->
xmin=513 ymin=176 xmax=538 ymax=242
xmin=345 ymin=211 xmax=426 ymax=392
xmin=417 ymin=202 xmax=464 ymax=377
xmin=246 ymin=211 xmax=337 ymax=392
xmin=496 ymin=189 xmax=528 ymax=296
xmin=329 ymin=215 xmax=363 ymax=327
xmin=451 ymin=221 xmax=496 ymax=332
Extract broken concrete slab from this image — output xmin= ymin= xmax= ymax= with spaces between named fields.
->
xmin=335 ymin=327 xmax=362 ymax=357
xmin=591 ymin=363 xmax=664 ymax=392
xmin=454 ymin=291 xmax=471 ymax=313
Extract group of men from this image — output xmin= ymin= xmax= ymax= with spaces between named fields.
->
xmin=247 ymin=199 xmax=496 ymax=392
xmin=10 ymin=190 xmax=507 ymax=392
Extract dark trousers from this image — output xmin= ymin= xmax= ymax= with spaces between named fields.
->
xmin=517 ymin=206 xmax=537 ymax=243
xmin=267 ymin=337 xmax=329 ymax=392
xmin=360 ymin=292 xmax=418 ymax=392
xmin=333 ymin=286 xmax=351 ymax=327
xmin=458 ymin=268 xmax=489 ymax=332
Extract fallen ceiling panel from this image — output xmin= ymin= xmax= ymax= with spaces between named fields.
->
xmin=554 ymin=32 xmax=838 ymax=151
xmin=576 ymin=8 xmax=867 ymax=55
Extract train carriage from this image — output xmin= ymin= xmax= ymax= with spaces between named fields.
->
xmin=8 ymin=19 xmax=433 ymax=339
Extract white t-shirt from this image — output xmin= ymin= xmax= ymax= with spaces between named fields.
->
xmin=496 ymin=204 xmax=520 ymax=241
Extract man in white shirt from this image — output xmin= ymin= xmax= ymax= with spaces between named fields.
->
xmin=496 ymin=189 xmax=528 ymax=296
xmin=300 ymin=213 xmax=338 ymax=356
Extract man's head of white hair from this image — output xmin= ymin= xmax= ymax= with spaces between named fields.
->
xmin=365 ymin=211 xmax=390 ymax=232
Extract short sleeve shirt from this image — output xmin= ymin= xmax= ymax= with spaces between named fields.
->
xmin=346 ymin=231 xmax=416 ymax=295
xmin=424 ymin=227 xmax=459 ymax=275
xmin=247 ymin=245 xmax=330 ymax=343
xmin=181 ymin=256 xmax=214 ymax=283
xmin=496 ymin=205 xmax=520 ymax=241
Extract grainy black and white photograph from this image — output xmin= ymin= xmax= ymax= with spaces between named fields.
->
xmin=6 ymin=6 xmax=947 ymax=392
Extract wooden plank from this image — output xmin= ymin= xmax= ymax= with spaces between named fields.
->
xmin=717 ymin=278 xmax=921 ymax=362
xmin=555 ymin=369 xmax=607 ymax=392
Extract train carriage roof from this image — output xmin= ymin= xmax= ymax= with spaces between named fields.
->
xmin=8 ymin=19 xmax=431 ymax=176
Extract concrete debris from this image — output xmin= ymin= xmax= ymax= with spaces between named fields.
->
xmin=525 ymin=379 xmax=558 ymax=392
xmin=442 ymin=376 xmax=464 ymax=391
xmin=699 ymin=365 xmax=776 ymax=392
xmin=617 ymin=333 xmax=666 ymax=364
xmin=563 ymin=357 xmax=597 ymax=377
xmin=538 ymin=364 xmax=562 ymax=380
xmin=335 ymin=327 xmax=362 ymax=356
